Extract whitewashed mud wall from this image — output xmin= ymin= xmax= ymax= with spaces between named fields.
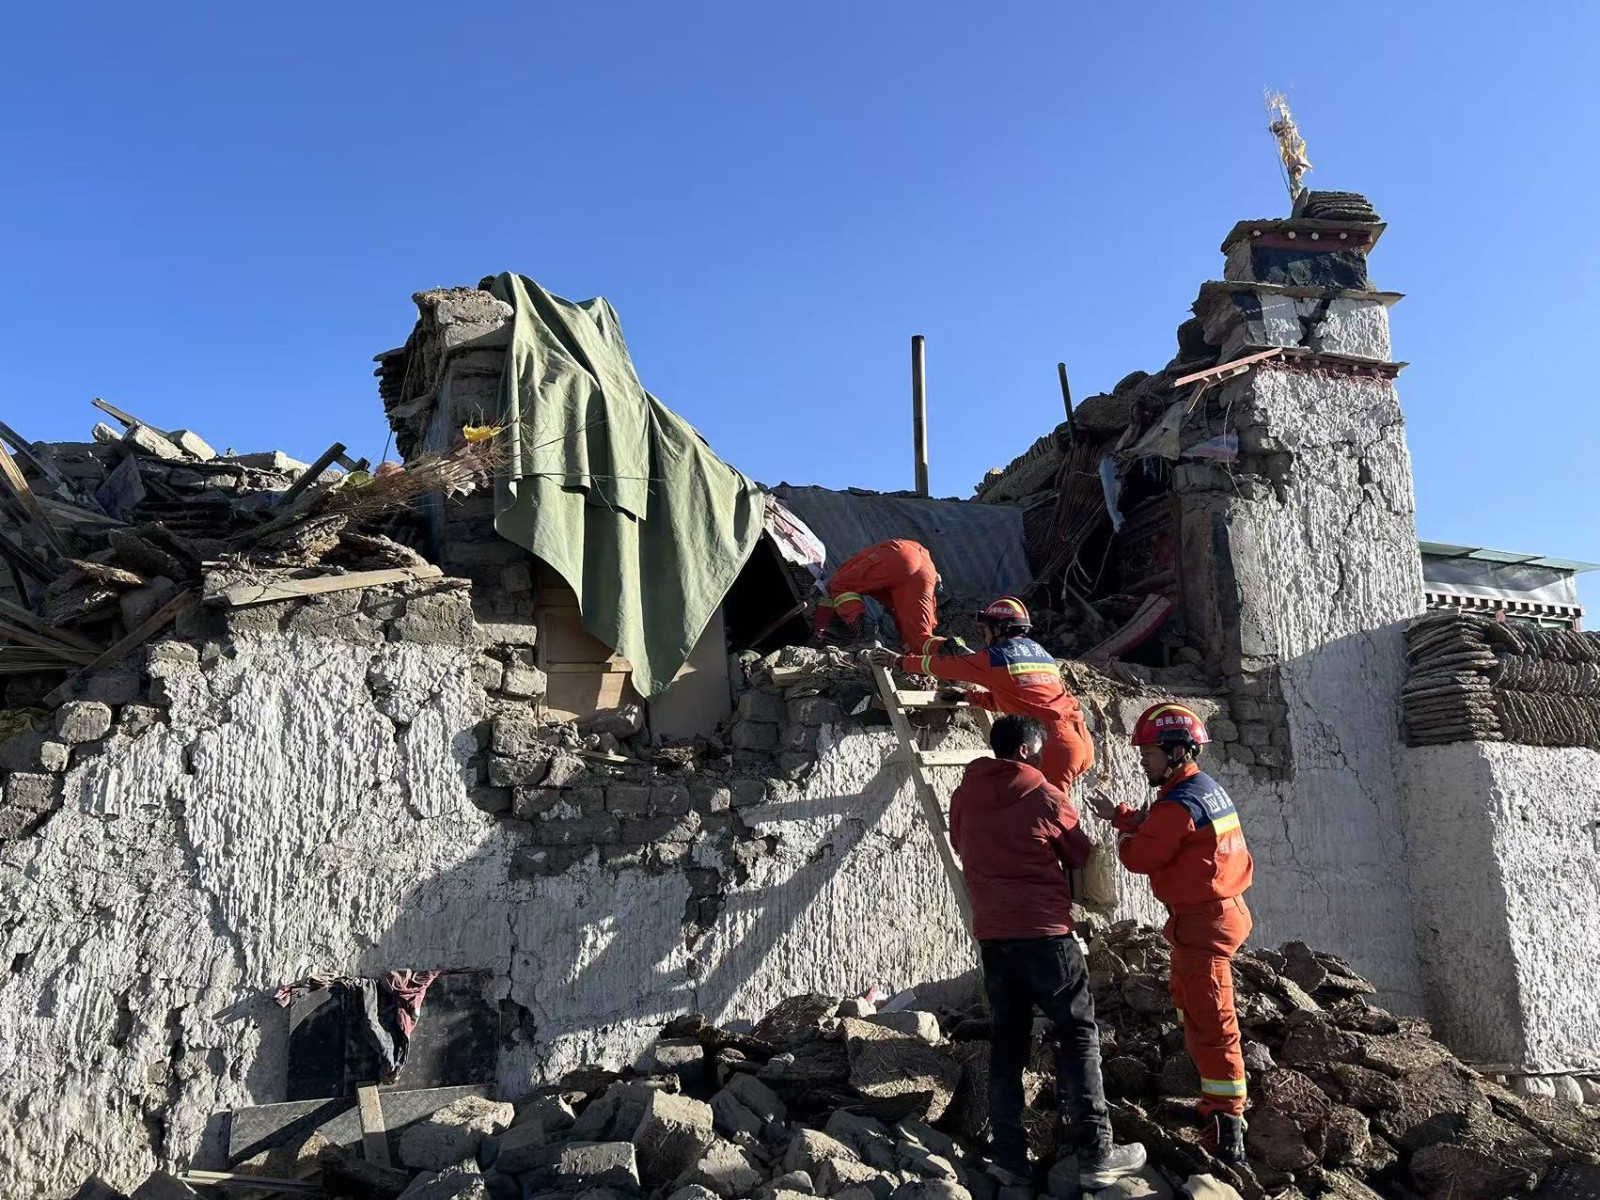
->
xmin=0 ymin=632 xmax=976 ymax=1197
xmin=1401 ymin=740 xmax=1600 ymax=1075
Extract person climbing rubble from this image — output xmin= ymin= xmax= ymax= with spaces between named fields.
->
xmin=1088 ymin=703 xmax=1255 ymax=1164
xmin=811 ymin=538 xmax=944 ymax=652
xmin=949 ymin=713 xmax=1147 ymax=1190
xmin=865 ymin=596 xmax=1095 ymax=791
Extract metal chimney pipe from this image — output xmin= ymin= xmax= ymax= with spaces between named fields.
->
xmin=911 ymin=335 xmax=929 ymax=497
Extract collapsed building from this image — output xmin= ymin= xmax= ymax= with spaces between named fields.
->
xmin=0 ymin=191 xmax=1596 ymax=1200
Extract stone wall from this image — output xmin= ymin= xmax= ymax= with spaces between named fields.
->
xmin=0 ymin=585 xmax=987 ymax=1197
xmin=1401 ymin=741 xmax=1600 ymax=1078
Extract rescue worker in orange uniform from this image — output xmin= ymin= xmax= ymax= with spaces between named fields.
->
xmin=866 ymin=597 xmax=1095 ymax=792
xmin=1089 ymin=703 xmax=1254 ymax=1163
xmin=812 ymin=538 xmax=943 ymax=653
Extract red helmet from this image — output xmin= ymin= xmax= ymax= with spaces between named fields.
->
xmin=1131 ymin=703 xmax=1211 ymax=748
xmin=978 ymin=596 xmax=1031 ymax=626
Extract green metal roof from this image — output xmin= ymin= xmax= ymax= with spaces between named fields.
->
xmin=1418 ymin=540 xmax=1600 ymax=573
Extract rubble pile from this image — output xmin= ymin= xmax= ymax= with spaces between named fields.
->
xmin=1402 ymin=611 xmax=1600 ymax=748
xmin=126 ymin=926 xmax=1595 ymax=1200
xmin=0 ymin=405 xmax=496 ymax=700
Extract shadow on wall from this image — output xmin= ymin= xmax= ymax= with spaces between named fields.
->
xmin=337 ymin=744 xmax=975 ymax=1097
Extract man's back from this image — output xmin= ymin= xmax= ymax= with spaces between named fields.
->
xmin=950 ymin=757 xmax=1092 ymax=941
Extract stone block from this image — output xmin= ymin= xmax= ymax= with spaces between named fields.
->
xmin=825 ymin=1110 xmax=897 ymax=1169
xmin=738 ymin=690 xmax=783 ymax=724
xmin=652 ymin=1039 xmax=707 ymax=1085
xmin=170 ymin=430 xmax=217 ymax=460
xmin=467 ymin=786 xmax=511 ymax=815
xmin=676 ymin=1138 xmax=764 ymax=1199
xmin=621 ymin=812 xmax=701 ymax=844
xmin=491 ymin=714 xmax=542 ymax=758
xmin=530 ymin=1141 xmax=640 ymax=1192
xmin=724 ymin=1070 xmax=786 ymax=1125
xmin=473 ymin=656 xmax=505 ymax=692
xmin=729 ymin=779 xmax=767 ymax=808
xmin=818 ymin=1157 xmax=893 ymax=1199
xmin=782 ymin=725 xmax=820 ymax=754
xmin=397 ymin=1160 xmax=487 ymax=1199
xmin=533 ymin=814 xmax=620 ymax=846
xmin=500 ymin=562 xmax=533 ymax=593
xmin=130 ymin=1172 xmax=200 ymax=1199
xmin=631 ymin=1090 xmax=717 ymax=1188
xmin=756 ymin=1173 xmax=814 ymax=1200
xmin=1237 ymin=722 xmax=1270 ymax=748
xmin=888 ymin=1183 xmax=969 ymax=1200
xmin=669 ymin=1188 xmax=722 ymax=1200
xmin=866 ymin=1011 xmax=942 ymax=1045
xmin=1 ymin=772 xmax=59 ymax=838
xmin=37 ymin=741 xmax=70 ymax=773
xmin=649 ymin=785 xmax=692 ymax=816
xmin=120 ymin=580 xmax=177 ymax=632
xmin=788 ymin=696 xmax=844 ymax=726
xmin=731 ymin=721 xmax=780 ymax=752
xmin=122 ymin=424 xmax=184 ymax=460
xmin=606 ymin=783 xmax=651 ymax=814
xmin=397 ymin=1094 xmax=514 ymax=1171
xmin=513 ymin=1092 xmax=576 ymax=1134
xmin=501 ymin=664 xmax=547 ymax=700
xmin=784 ymin=1128 xmax=860 ymax=1176
xmin=485 ymin=1116 xmax=551 ymax=1174
xmin=489 ymin=755 xmax=550 ymax=788
xmin=841 ymin=1019 xmax=961 ymax=1121
xmin=709 ymin=1089 xmax=763 ymax=1140
xmin=119 ymin=705 xmax=163 ymax=735
xmin=78 ymin=669 xmax=143 ymax=706
xmin=837 ymin=998 xmax=877 ymax=1019
xmin=392 ymin=591 xmax=478 ymax=646
xmin=55 ymin=701 xmax=113 ymax=745
xmin=690 ymin=783 xmax=732 ymax=813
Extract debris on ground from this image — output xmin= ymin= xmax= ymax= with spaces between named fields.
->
xmin=133 ymin=924 xmax=1595 ymax=1200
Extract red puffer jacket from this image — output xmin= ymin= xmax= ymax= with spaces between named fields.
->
xmin=949 ymin=757 xmax=1094 ymax=940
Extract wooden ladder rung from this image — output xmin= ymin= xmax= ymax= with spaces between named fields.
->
xmin=888 ymin=689 xmax=970 ymax=710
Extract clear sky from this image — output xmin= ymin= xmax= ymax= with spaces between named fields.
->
xmin=4 ymin=3 xmax=1598 ymax=586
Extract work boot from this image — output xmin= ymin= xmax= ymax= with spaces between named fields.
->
xmin=1212 ymin=1113 xmax=1248 ymax=1165
xmin=1078 ymin=1141 xmax=1146 ymax=1190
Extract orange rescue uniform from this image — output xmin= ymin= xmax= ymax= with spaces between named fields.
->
xmin=1113 ymin=762 xmax=1254 ymax=1116
xmin=812 ymin=539 xmax=941 ymax=652
xmin=894 ymin=635 xmax=1095 ymax=791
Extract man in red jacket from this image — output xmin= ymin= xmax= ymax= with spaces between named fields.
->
xmin=869 ymin=596 xmax=1095 ymax=792
xmin=1089 ymin=703 xmax=1255 ymax=1163
xmin=952 ymin=714 xmax=1146 ymax=1189
xmin=811 ymin=538 xmax=943 ymax=652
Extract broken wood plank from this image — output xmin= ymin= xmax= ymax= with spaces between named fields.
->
xmin=4 ymin=560 xmax=27 ymax=608
xmin=0 ymin=420 xmax=73 ymax=496
xmin=0 ymin=529 xmax=53 ymax=582
xmin=885 ymin=690 xmax=970 ymax=710
xmin=211 ymin=564 xmax=442 ymax=609
xmin=768 ymin=665 xmax=823 ymax=684
xmin=356 ymin=1084 xmax=391 ymax=1167
xmin=92 ymin=396 xmax=168 ymax=434
xmin=915 ymin=746 xmax=989 ymax=767
xmin=577 ymin=748 xmax=639 ymax=764
xmin=39 ymin=495 xmax=124 ymax=529
xmin=273 ymin=442 xmax=347 ymax=511
xmin=43 ymin=589 xmax=197 ymax=706
xmin=0 ymin=619 xmax=98 ymax=663
xmin=0 ymin=597 xmax=104 ymax=652
xmin=1171 ymin=346 xmax=1284 ymax=389
xmin=0 ymin=442 xmax=65 ymax=554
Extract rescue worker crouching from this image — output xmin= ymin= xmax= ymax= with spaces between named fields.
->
xmin=812 ymin=538 xmax=945 ymax=653
xmin=1088 ymin=703 xmax=1255 ymax=1164
xmin=864 ymin=596 xmax=1095 ymax=792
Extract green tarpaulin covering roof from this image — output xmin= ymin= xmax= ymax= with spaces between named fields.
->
xmin=487 ymin=273 xmax=765 ymax=697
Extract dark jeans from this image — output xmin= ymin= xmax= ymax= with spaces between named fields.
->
xmin=981 ymin=934 xmax=1110 ymax=1170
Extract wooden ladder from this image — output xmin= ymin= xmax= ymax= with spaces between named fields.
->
xmin=870 ymin=665 xmax=994 ymax=932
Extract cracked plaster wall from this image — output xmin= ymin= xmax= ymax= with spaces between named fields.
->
xmin=1177 ymin=365 xmax=1427 ymax=1011
xmin=1401 ymin=741 xmax=1600 ymax=1073
xmin=0 ymin=631 xmax=977 ymax=1197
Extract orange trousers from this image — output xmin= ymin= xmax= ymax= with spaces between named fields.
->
xmin=1163 ymin=895 xmax=1252 ymax=1116
xmin=814 ymin=540 xmax=939 ymax=651
xmin=1038 ymin=709 xmax=1094 ymax=793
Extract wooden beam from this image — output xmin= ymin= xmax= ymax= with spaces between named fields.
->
xmin=0 ymin=620 xmax=98 ymax=663
xmin=0 ymin=530 xmax=53 ymax=583
xmin=0 ymin=444 xmax=64 ymax=554
xmin=43 ymin=590 xmax=197 ymax=707
xmin=356 ymin=1084 xmax=392 ymax=1167
xmin=0 ymin=421 xmax=72 ymax=496
xmin=273 ymin=442 xmax=346 ymax=511
xmin=211 ymin=565 xmax=441 ymax=609
xmin=179 ymin=1170 xmax=321 ymax=1193
xmin=915 ymin=747 xmax=988 ymax=768
xmin=0 ymin=597 xmax=105 ymax=652
xmin=91 ymin=396 xmax=169 ymax=435
xmin=1171 ymin=346 xmax=1284 ymax=389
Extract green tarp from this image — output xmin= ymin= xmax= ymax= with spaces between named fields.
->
xmin=487 ymin=273 xmax=765 ymax=697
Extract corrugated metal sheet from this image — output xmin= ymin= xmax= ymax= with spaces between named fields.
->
xmin=769 ymin=485 xmax=1033 ymax=598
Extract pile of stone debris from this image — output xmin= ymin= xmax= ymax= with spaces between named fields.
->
xmin=0 ymin=403 xmax=494 ymax=702
xmin=123 ymin=925 xmax=1597 ymax=1200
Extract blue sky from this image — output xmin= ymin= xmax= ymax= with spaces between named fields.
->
xmin=4 ymin=3 xmax=1598 ymax=585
